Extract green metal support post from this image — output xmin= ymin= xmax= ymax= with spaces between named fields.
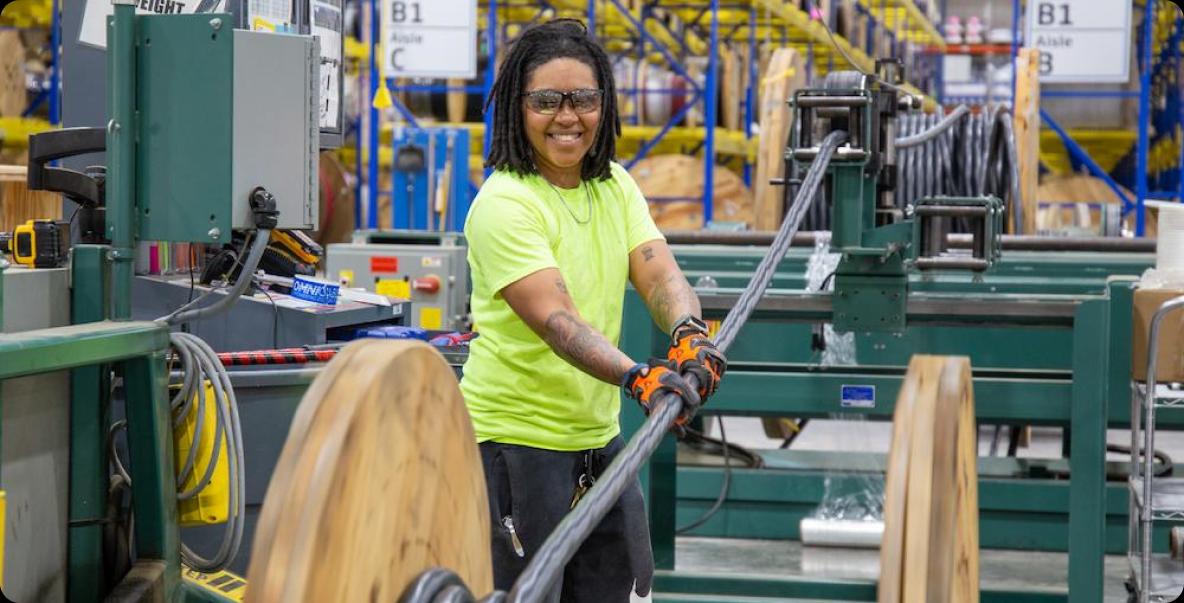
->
xmin=1107 ymin=279 xmax=1138 ymax=425
xmin=1067 ymin=299 xmax=1109 ymax=603
xmin=68 ymin=246 xmax=111 ymax=601
xmin=121 ymin=352 xmax=181 ymax=600
xmin=107 ymin=0 xmax=137 ymax=320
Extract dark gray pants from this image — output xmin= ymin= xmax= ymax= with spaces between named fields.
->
xmin=479 ymin=436 xmax=654 ymax=602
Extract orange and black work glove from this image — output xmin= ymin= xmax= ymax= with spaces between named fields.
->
xmin=666 ymin=315 xmax=727 ymax=398
xmin=621 ymin=359 xmax=702 ymax=425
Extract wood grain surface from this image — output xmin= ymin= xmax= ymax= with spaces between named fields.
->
xmin=753 ymin=48 xmax=804 ymax=231
xmin=879 ymin=355 xmax=979 ymax=603
xmin=246 ymin=339 xmax=492 ymax=602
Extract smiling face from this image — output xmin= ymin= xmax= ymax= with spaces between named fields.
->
xmin=521 ymin=58 xmax=601 ymax=188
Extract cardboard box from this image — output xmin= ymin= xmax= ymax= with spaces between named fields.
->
xmin=1132 ymin=288 xmax=1184 ymax=382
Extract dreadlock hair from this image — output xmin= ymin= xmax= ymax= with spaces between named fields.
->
xmin=484 ymin=19 xmax=620 ymax=181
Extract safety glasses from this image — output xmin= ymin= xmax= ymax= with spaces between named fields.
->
xmin=521 ymin=89 xmax=604 ymax=115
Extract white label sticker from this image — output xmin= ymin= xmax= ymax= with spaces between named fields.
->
xmin=382 ymin=0 xmax=477 ymax=79
xmin=79 ymin=0 xmax=227 ymax=49
xmin=840 ymin=385 xmax=876 ymax=409
xmin=1024 ymin=0 xmax=1131 ymax=83
xmin=421 ymin=256 xmax=443 ymax=268
xmin=311 ymin=0 xmax=342 ymax=130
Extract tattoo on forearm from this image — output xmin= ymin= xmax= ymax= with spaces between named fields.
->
xmin=642 ymin=246 xmax=655 ymax=262
xmin=543 ymin=310 xmax=630 ymax=384
xmin=555 ymin=278 xmax=569 ymax=294
xmin=645 ymin=273 xmax=701 ymax=334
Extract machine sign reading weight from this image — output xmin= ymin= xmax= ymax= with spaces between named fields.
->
xmin=790 ymin=60 xmax=1003 ymax=332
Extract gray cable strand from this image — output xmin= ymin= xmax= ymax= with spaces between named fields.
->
xmin=504 ymin=130 xmax=848 ymax=603
xmin=174 ymin=336 xmax=225 ymax=500
xmin=159 ymin=229 xmax=272 ymax=326
xmin=889 ymin=105 xmax=1020 ymax=225
xmin=175 ymin=331 xmax=245 ymax=573
xmin=713 ymin=130 xmax=848 ymax=350
xmin=172 ymin=339 xmax=205 ymax=487
xmin=894 ymin=104 xmax=969 ymax=149
xmin=999 ymin=114 xmax=1024 ymax=232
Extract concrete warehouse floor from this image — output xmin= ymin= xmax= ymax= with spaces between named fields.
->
xmin=626 ymin=418 xmax=1184 ymax=602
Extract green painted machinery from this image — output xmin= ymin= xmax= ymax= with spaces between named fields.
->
xmin=0 ymin=4 xmax=317 ymax=601
xmin=623 ymin=240 xmax=1158 ymax=603
xmin=621 ymin=64 xmax=1165 ymax=603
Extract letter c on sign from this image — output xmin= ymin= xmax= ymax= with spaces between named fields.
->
xmin=391 ymin=48 xmax=404 ymax=70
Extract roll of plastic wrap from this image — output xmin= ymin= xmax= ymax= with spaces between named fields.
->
xmin=1155 ymin=202 xmax=1184 ymax=272
xmin=799 ymin=517 xmax=884 ymax=549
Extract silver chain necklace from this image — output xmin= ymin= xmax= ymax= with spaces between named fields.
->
xmin=545 ymin=180 xmax=592 ymax=225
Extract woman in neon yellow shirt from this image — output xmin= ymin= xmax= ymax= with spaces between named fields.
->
xmin=462 ymin=19 xmax=726 ymax=601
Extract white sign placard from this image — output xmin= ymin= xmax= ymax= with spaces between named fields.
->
xmin=311 ymin=0 xmax=343 ymax=130
xmin=382 ymin=0 xmax=477 ymax=79
xmin=1025 ymin=0 xmax=1132 ymax=83
xmin=79 ymin=0 xmax=227 ymax=49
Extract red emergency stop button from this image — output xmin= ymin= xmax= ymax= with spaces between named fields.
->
xmin=412 ymin=275 xmax=440 ymax=294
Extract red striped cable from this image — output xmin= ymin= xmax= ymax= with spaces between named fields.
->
xmin=217 ymin=348 xmax=339 ymax=366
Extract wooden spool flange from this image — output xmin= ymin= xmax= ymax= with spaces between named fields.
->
xmin=878 ymin=355 xmax=980 ymax=603
xmin=246 ymin=340 xmax=492 ymax=602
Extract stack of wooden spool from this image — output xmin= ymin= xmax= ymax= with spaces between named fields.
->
xmin=879 ymin=355 xmax=980 ymax=603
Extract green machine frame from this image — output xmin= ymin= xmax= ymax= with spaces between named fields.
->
xmin=0 ymin=4 xmax=271 ymax=602
xmin=621 ymin=245 xmax=1178 ymax=603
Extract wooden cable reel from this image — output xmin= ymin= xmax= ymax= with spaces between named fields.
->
xmin=878 ymin=355 xmax=980 ymax=603
xmin=246 ymin=340 xmax=492 ymax=602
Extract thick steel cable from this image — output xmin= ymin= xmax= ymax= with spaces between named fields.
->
xmin=503 ymin=130 xmax=849 ymax=603
xmin=895 ymin=104 xmax=969 ymax=149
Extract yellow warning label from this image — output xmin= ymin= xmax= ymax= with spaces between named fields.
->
xmin=376 ymin=279 xmax=411 ymax=299
xmin=338 ymin=269 xmax=354 ymax=287
xmin=419 ymin=306 xmax=443 ymax=329
xmin=183 ymin=567 xmax=246 ymax=602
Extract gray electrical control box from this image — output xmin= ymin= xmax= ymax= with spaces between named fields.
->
xmin=325 ymin=231 xmax=470 ymax=331
xmin=232 ymin=30 xmax=320 ymax=230
xmin=136 ymin=16 xmax=318 ymax=243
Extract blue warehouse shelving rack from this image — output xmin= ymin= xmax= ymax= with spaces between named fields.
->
xmin=1005 ymin=0 xmax=1184 ymax=236
xmin=355 ymin=0 xmax=947 ymax=230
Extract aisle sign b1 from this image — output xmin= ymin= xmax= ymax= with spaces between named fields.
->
xmin=1025 ymin=0 xmax=1131 ymax=83
xmin=382 ymin=0 xmax=477 ymax=79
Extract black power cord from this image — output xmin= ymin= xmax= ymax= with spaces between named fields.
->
xmin=675 ymin=417 xmax=766 ymax=535
xmin=676 ymin=416 xmax=732 ymax=535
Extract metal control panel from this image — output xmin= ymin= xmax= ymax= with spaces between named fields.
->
xmin=325 ymin=231 xmax=469 ymax=331
xmin=135 ymin=18 xmax=319 ymax=243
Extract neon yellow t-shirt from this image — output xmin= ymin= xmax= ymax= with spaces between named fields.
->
xmin=461 ymin=163 xmax=663 ymax=451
